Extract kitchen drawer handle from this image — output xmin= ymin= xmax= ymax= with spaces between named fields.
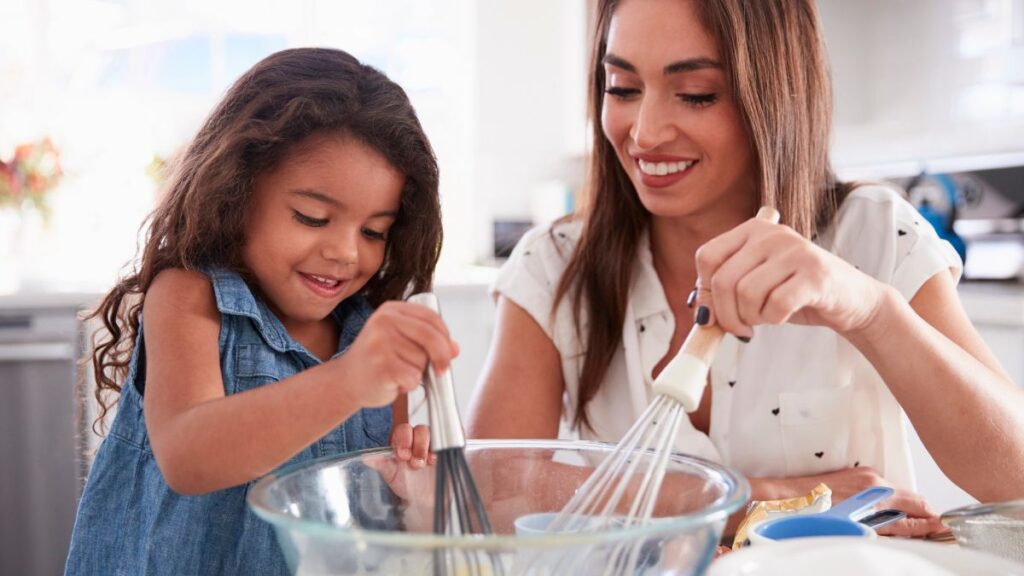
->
xmin=0 ymin=316 xmax=32 ymax=329
xmin=0 ymin=342 xmax=75 ymax=362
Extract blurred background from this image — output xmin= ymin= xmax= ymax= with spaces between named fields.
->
xmin=2 ymin=1 xmax=1024 ymax=573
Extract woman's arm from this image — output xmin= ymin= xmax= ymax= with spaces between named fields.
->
xmin=845 ymin=270 xmax=1024 ymax=502
xmin=466 ymin=295 xmax=564 ymax=439
xmin=694 ymin=216 xmax=1024 ymax=503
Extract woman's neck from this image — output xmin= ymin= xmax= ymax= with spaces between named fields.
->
xmin=648 ymin=206 xmax=752 ymax=300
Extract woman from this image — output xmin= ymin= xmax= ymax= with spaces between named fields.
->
xmin=467 ymin=0 xmax=1024 ymax=537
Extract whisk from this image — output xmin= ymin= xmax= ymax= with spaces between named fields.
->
xmin=540 ymin=207 xmax=781 ymax=571
xmin=407 ymin=292 xmax=504 ymax=576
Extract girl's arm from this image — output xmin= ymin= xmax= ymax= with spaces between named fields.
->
xmin=142 ymin=269 xmax=454 ymax=495
xmin=466 ymin=295 xmax=564 ymax=439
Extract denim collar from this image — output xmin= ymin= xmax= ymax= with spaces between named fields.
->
xmin=205 ymin=267 xmax=373 ymax=358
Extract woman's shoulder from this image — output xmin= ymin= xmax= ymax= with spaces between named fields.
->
xmin=836 ymin=183 xmax=919 ymax=224
xmin=512 ymin=218 xmax=583 ymax=259
xmin=495 ymin=218 xmax=582 ymax=289
xmin=831 ymin=183 xmax=962 ymax=297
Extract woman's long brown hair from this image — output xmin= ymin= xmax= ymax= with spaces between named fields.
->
xmin=88 ymin=48 xmax=441 ymax=432
xmin=556 ymin=0 xmax=854 ymax=431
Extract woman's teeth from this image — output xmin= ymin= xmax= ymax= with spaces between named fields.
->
xmin=638 ymin=159 xmax=695 ymax=176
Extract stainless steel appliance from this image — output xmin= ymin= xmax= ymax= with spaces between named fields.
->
xmin=0 ymin=299 xmax=87 ymax=576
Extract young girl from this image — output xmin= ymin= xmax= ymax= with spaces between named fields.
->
xmin=468 ymin=0 xmax=1024 ymax=538
xmin=65 ymin=48 xmax=453 ymax=575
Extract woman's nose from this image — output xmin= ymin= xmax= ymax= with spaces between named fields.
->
xmin=630 ymin=94 xmax=677 ymax=150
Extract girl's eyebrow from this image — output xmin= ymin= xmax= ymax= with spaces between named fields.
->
xmin=290 ymin=189 xmax=398 ymax=218
xmin=603 ymin=53 xmax=722 ymax=75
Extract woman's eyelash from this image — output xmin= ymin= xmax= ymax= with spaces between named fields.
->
xmin=605 ymin=87 xmax=718 ymax=108
xmin=679 ymin=93 xmax=718 ymax=106
xmin=604 ymin=86 xmax=639 ymax=98
xmin=292 ymin=210 xmax=328 ymax=227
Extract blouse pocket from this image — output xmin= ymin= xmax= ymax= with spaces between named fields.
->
xmin=778 ymin=387 xmax=853 ymax=476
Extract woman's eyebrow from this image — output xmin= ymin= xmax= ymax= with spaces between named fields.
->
xmin=603 ymin=53 xmax=722 ymax=75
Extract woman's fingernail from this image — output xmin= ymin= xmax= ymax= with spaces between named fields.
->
xmin=696 ymin=306 xmax=710 ymax=326
xmin=398 ymin=449 xmax=411 ymax=459
xmin=738 ymin=335 xmax=752 ymax=343
xmin=686 ymin=288 xmax=698 ymax=308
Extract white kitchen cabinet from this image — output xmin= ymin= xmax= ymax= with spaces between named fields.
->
xmin=0 ymin=293 xmax=98 ymax=576
xmin=819 ymin=0 xmax=1024 ymax=178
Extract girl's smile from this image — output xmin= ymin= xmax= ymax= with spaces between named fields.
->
xmin=242 ymin=133 xmax=403 ymax=341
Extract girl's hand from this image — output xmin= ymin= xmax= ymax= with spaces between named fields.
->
xmin=334 ymin=300 xmax=460 ymax=409
xmin=693 ymin=216 xmax=892 ymax=339
xmin=390 ymin=422 xmax=435 ymax=469
xmin=762 ymin=466 xmax=945 ymax=538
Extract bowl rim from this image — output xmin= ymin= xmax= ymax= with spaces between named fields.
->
xmin=941 ymin=498 xmax=1024 ymax=524
xmin=246 ymin=438 xmax=751 ymax=549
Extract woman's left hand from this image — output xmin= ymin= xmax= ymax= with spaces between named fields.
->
xmin=389 ymin=422 xmax=435 ymax=469
xmin=693 ymin=215 xmax=891 ymax=339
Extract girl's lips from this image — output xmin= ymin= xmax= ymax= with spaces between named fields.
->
xmin=298 ymin=272 xmax=347 ymax=299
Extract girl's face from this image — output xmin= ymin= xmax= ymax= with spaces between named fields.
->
xmin=242 ymin=133 xmax=403 ymax=333
xmin=601 ymin=0 xmax=757 ymax=220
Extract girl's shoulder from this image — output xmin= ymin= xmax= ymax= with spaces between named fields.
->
xmin=146 ymin=268 xmax=218 ymax=317
xmin=143 ymin=268 xmax=222 ymax=349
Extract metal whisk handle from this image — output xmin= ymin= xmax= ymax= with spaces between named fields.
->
xmin=406 ymin=292 xmax=466 ymax=451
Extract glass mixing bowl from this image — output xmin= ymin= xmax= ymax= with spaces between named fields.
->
xmin=248 ymin=439 xmax=749 ymax=575
xmin=941 ymin=499 xmax=1024 ymax=564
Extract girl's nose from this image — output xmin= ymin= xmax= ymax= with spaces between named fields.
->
xmin=321 ymin=230 xmax=359 ymax=267
xmin=630 ymin=94 xmax=677 ymax=150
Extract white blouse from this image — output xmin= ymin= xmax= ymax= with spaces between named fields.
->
xmin=492 ymin=185 xmax=963 ymax=489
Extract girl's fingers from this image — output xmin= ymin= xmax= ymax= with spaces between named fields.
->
xmin=393 ymin=313 xmax=457 ymax=375
xmin=411 ymin=424 xmax=431 ymax=468
xmin=390 ymin=423 xmax=413 ymax=460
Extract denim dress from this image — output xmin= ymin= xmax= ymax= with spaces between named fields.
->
xmin=65 ymin=268 xmax=392 ymax=575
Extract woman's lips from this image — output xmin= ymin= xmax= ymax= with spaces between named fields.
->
xmin=299 ymin=272 xmax=347 ymax=299
xmin=635 ymin=157 xmax=697 ymax=188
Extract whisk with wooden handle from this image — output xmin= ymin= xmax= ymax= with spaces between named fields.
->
xmin=406 ymin=292 xmax=504 ymax=576
xmin=540 ymin=207 xmax=781 ymax=569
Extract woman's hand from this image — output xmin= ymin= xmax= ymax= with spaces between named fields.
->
xmin=693 ymin=216 xmax=892 ymax=339
xmin=390 ymin=422 xmax=435 ymax=469
xmin=333 ymin=300 xmax=459 ymax=409
xmin=760 ymin=466 xmax=945 ymax=538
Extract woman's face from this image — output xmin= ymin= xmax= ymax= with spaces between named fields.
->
xmin=601 ymin=0 xmax=756 ymax=220
xmin=242 ymin=133 xmax=402 ymax=336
